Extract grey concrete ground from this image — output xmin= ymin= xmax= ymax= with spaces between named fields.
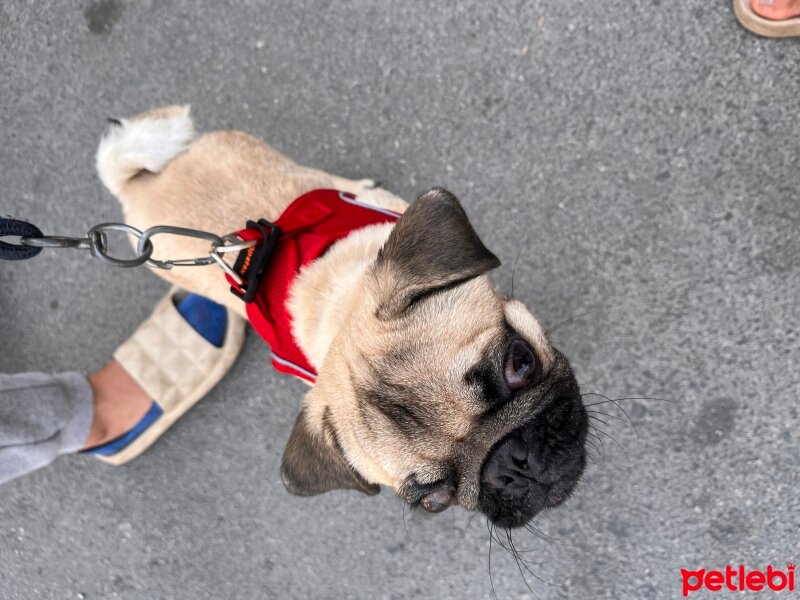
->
xmin=1 ymin=1 xmax=798 ymax=598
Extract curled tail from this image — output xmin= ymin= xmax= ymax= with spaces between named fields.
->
xmin=96 ymin=104 xmax=195 ymax=196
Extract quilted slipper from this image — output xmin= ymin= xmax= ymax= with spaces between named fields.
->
xmin=733 ymin=0 xmax=800 ymax=37
xmin=82 ymin=289 xmax=246 ymax=465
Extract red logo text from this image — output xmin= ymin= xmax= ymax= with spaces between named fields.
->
xmin=681 ymin=565 xmax=795 ymax=596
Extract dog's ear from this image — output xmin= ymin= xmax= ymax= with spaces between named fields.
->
xmin=281 ymin=405 xmax=380 ymax=496
xmin=374 ymin=187 xmax=501 ymax=319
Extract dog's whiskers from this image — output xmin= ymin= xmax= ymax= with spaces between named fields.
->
xmin=582 ymin=392 xmax=674 ymax=406
xmin=591 ymin=424 xmax=628 ymax=454
xmin=486 ymin=519 xmax=498 ymax=600
xmin=486 ymin=520 xmax=567 ymax=596
xmin=544 ymin=310 xmax=595 ymax=337
xmin=583 ymin=437 xmax=604 ymax=463
xmin=586 ymin=427 xmax=606 ymax=455
xmin=506 ymin=528 xmax=541 ymax=599
xmin=587 ymin=413 xmax=611 ymax=427
xmin=581 ymin=392 xmax=648 ymax=436
xmin=483 ymin=511 xmax=574 ymax=597
xmin=585 ymin=408 xmax=629 ymax=425
xmin=466 ymin=510 xmax=482 ymax=528
xmin=509 ymin=245 xmax=524 ymax=298
xmin=524 ymin=522 xmax=565 ymax=547
xmin=401 ymin=500 xmax=408 ymax=535
xmin=513 ymin=529 xmax=566 ymax=588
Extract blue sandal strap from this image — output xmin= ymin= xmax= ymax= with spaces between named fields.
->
xmin=81 ymin=401 xmax=163 ymax=456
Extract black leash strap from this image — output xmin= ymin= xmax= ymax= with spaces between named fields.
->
xmin=0 ymin=218 xmax=43 ymax=261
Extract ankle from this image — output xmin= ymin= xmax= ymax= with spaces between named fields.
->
xmin=83 ymin=361 xmax=151 ymax=449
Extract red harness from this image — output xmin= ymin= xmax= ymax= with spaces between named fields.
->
xmin=225 ymin=189 xmax=400 ymax=382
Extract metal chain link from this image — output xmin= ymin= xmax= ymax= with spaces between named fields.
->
xmin=3 ymin=221 xmax=256 ymax=272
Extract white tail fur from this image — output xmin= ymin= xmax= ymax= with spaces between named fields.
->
xmin=96 ymin=105 xmax=195 ymax=196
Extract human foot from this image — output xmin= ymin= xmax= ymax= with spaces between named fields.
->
xmin=751 ymin=0 xmax=800 ymax=20
xmin=83 ymin=360 xmax=152 ymax=448
xmin=734 ymin=0 xmax=800 ymax=37
xmin=81 ymin=291 xmax=245 ymax=463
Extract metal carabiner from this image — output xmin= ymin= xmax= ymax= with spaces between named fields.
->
xmin=213 ymin=235 xmax=258 ymax=254
xmin=136 ymin=226 xmax=225 ymax=269
xmin=207 ymin=234 xmax=258 ymax=285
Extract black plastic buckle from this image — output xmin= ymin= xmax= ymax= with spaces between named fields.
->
xmin=230 ymin=219 xmax=281 ymax=303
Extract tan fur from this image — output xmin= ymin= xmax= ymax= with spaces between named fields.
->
xmin=288 ymin=222 xmax=397 ymax=371
xmin=99 ymin=106 xmax=565 ymax=513
xmin=106 ymin=106 xmax=400 ymax=318
xmin=309 ymin=275 xmax=561 ymax=510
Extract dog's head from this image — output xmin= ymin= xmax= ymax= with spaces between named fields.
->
xmin=281 ymin=188 xmax=588 ymax=528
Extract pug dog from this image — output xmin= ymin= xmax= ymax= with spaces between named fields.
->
xmin=96 ymin=105 xmax=588 ymax=528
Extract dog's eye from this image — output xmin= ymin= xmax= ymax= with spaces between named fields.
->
xmin=504 ymin=341 xmax=539 ymax=391
xmin=420 ymin=486 xmax=456 ymax=513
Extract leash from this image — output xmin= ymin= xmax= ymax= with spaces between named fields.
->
xmin=0 ymin=216 xmax=256 ymax=273
xmin=3 ymin=190 xmax=399 ymax=383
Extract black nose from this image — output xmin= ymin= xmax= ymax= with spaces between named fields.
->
xmin=483 ymin=434 xmax=564 ymax=493
xmin=479 ymin=396 xmax=588 ymax=528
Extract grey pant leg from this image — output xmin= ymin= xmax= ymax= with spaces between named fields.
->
xmin=0 ymin=372 xmax=94 ymax=485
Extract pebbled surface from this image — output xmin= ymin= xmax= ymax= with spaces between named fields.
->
xmin=0 ymin=1 xmax=798 ymax=598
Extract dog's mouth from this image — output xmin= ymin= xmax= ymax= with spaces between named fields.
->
xmin=477 ymin=393 xmax=588 ymax=528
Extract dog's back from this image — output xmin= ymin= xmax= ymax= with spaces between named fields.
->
xmin=94 ymin=105 xmax=404 ymax=312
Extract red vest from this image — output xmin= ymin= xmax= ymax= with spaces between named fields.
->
xmin=226 ymin=189 xmax=400 ymax=382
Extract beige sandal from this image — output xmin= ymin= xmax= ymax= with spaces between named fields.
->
xmin=733 ymin=0 xmax=800 ymax=37
xmin=84 ymin=289 xmax=246 ymax=465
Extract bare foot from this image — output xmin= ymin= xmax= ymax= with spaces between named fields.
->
xmin=751 ymin=0 xmax=800 ymax=20
xmin=82 ymin=361 xmax=152 ymax=449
